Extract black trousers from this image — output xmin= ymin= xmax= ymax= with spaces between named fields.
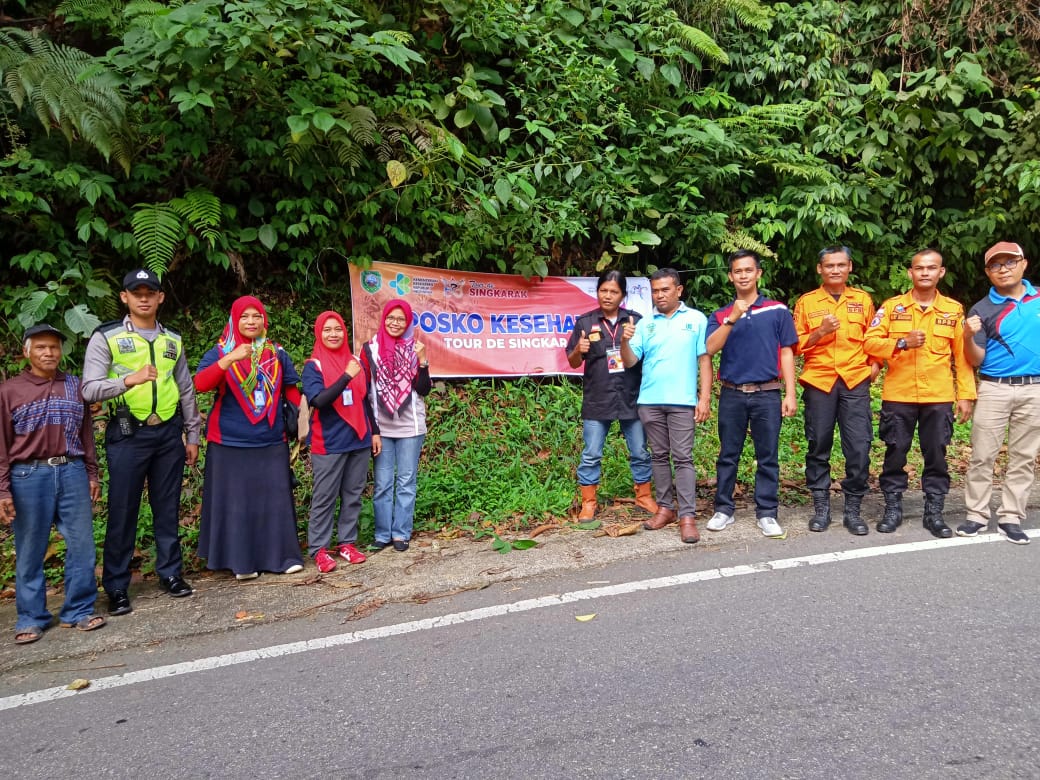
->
xmin=102 ymin=418 xmax=186 ymax=593
xmin=802 ymin=378 xmax=872 ymax=496
xmin=878 ymin=401 xmax=953 ymax=496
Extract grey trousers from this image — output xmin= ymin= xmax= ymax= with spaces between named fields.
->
xmin=308 ymin=449 xmax=371 ymax=556
xmin=638 ymin=404 xmax=697 ymax=517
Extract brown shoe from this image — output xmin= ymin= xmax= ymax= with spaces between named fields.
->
xmin=643 ymin=506 xmax=676 ymax=530
xmin=577 ymin=484 xmax=598 ymax=520
xmin=679 ymin=516 xmax=700 ymax=544
xmin=633 ymin=481 xmax=659 ymax=515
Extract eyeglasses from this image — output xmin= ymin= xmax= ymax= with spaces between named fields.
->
xmin=986 ymin=257 xmax=1022 ymax=273
xmin=385 ymin=316 xmax=408 ymax=325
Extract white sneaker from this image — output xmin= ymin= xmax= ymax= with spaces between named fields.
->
xmin=706 ymin=511 xmax=735 ymax=531
xmin=757 ymin=517 xmax=785 ymax=538
xmin=283 ymin=564 xmax=304 ymax=575
xmin=235 ymin=572 xmax=259 ymax=581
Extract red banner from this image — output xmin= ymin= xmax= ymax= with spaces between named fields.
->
xmin=349 ymin=262 xmax=653 ymax=377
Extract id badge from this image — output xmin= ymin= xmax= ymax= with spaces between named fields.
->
xmin=253 ymin=388 xmax=265 ymax=409
xmin=341 ymin=388 xmax=354 ymax=406
xmin=606 ymin=347 xmax=624 ymax=374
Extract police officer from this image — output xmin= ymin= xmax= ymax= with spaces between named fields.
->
xmin=864 ymin=249 xmax=976 ymax=537
xmin=82 ymin=269 xmax=202 ymax=615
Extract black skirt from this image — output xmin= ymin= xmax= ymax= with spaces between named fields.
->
xmin=198 ymin=442 xmax=304 ymax=575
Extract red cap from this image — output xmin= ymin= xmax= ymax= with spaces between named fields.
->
xmin=984 ymin=242 xmax=1024 ymax=264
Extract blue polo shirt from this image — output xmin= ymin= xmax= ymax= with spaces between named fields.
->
xmin=970 ymin=280 xmax=1040 ymax=377
xmin=627 ymin=303 xmax=707 ymax=406
xmin=707 ymin=295 xmax=798 ymax=384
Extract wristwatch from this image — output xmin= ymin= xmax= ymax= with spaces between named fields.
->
xmin=722 ymin=317 xmax=733 ymax=327
xmin=896 ymin=338 xmax=908 ymax=350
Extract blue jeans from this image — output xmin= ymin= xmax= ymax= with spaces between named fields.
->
xmin=715 ymin=387 xmax=782 ymax=518
xmin=578 ymin=418 xmax=653 ymax=485
xmin=10 ymin=459 xmax=98 ymax=631
xmin=373 ymin=434 xmax=425 ymax=543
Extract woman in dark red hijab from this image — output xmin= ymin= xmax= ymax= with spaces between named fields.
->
xmin=194 ymin=296 xmax=304 ymax=579
xmin=303 ymin=311 xmax=379 ymax=572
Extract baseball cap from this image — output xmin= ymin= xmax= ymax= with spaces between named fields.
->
xmin=983 ymin=242 xmax=1024 ymax=264
xmin=123 ymin=268 xmax=162 ymax=290
xmin=24 ymin=323 xmax=67 ymax=341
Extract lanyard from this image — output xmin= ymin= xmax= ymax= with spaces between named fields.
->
xmin=600 ymin=316 xmax=622 ymax=346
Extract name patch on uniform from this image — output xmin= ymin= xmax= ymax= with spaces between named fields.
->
xmin=846 ymin=303 xmax=864 ymax=313
xmin=810 ymin=309 xmax=829 ymax=319
xmin=116 ymin=338 xmax=136 ymax=354
xmin=891 ymin=313 xmax=913 ymax=321
xmin=935 ymin=318 xmax=957 ymax=327
xmin=163 ymin=339 xmax=177 ymax=360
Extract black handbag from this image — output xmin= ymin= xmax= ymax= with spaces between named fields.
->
xmin=282 ymin=397 xmax=300 ymax=440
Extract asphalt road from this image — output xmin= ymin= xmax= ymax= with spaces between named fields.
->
xmin=2 ymin=534 xmax=1038 ymax=779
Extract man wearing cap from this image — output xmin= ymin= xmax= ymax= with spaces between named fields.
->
xmin=864 ymin=248 xmax=976 ymax=537
xmin=959 ymin=241 xmax=1040 ymax=545
xmin=1 ymin=324 xmax=106 ymax=644
xmin=793 ymin=246 xmax=880 ymax=535
xmin=82 ymin=269 xmax=201 ymax=615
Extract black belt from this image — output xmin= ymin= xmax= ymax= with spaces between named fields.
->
xmin=14 ymin=455 xmax=83 ymax=468
xmin=979 ymin=374 xmax=1040 ymax=386
xmin=721 ymin=379 xmax=781 ymax=393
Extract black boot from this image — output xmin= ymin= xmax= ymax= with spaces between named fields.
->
xmin=923 ymin=493 xmax=952 ymax=538
xmin=842 ymin=493 xmax=869 ymax=536
xmin=808 ymin=490 xmax=831 ymax=532
xmin=877 ymin=492 xmax=902 ymax=533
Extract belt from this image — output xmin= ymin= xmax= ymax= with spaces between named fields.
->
xmin=979 ymin=374 xmax=1040 ymax=386
xmin=133 ymin=413 xmax=168 ymax=426
xmin=721 ymin=379 xmax=781 ymax=393
xmin=14 ymin=455 xmax=83 ymax=468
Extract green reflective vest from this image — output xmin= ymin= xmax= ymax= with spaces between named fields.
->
xmin=101 ymin=322 xmax=183 ymax=422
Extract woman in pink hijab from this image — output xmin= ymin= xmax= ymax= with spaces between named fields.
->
xmin=361 ymin=299 xmax=431 ymax=552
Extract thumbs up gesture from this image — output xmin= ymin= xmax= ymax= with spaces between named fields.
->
xmin=577 ymin=330 xmax=591 ymax=354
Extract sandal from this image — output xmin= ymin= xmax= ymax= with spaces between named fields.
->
xmin=60 ymin=615 xmax=107 ymax=632
xmin=14 ymin=625 xmax=45 ymax=645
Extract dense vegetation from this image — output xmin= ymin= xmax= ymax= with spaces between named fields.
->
xmin=0 ymin=0 xmax=1035 ymax=584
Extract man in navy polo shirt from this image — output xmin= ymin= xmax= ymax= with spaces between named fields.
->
xmin=620 ymin=268 xmax=712 ymax=544
xmin=705 ymin=250 xmax=799 ymax=538
xmin=959 ymin=241 xmax=1040 ymax=545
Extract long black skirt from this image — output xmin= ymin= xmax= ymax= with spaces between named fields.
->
xmin=198 ymin=442 xmax=304 ymax=575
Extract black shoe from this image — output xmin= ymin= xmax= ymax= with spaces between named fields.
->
xmin=392 ymin=539 xmax=410 ymax=552
xmin=844 ymin=518 xmax=869 ymax=536
xmin=107 ymin=590 xmax=132 ymax=616
xmin=366 ymin=541 xmax=390 ymax=553
xmin=159 ymin=575 xmax=194 ymax=597
xmin=923 ymin=518 xmax=953 ymax=539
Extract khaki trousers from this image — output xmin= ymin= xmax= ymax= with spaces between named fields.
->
xmin=964 ymin=380 xmax=1040 ymax=524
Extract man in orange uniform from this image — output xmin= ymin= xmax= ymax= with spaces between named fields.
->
xmin=793 ymin=246 xmax=880 ymax=535
xmin=864 ymin=249 xmax=976 ymax=537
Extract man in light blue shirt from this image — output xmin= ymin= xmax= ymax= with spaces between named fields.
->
xmin=621 ymin=268 xmax=712 ymax=544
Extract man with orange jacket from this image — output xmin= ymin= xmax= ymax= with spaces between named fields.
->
xmin=793 ymin=246 xmax=880 ymax=535
xmin=864 ymin=249 xmax=976 ymax=537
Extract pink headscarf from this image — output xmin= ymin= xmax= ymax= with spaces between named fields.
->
xmin=374 ymin=299 xmax=418 ymax=415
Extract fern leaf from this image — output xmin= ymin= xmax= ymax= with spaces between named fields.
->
xmin=131 ymin=203 xmax=183 ymax=273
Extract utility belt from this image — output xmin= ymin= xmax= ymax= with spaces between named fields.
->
xmin=13 ymin=455 xmax=83 ymax=468
xmin=109 ymin=405 xmax=180 ymax=442
xmin=979 ymin=374 xmax=1040 ymax=386
xmin=721 ymin=379 xmax=781 ymax=393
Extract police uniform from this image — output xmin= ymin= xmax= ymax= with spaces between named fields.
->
xmin=82 ymin=315 xmax=201 ymax=600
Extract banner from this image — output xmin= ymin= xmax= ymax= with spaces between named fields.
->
xmin=349 ymin=262 xmax=653 ymax=377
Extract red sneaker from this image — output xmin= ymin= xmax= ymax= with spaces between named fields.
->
xmin=314 ymin=548 xmax=337 ymax=573
xmin=337 ymin=543 xmax=367 ymax=564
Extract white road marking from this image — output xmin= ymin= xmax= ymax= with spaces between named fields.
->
xmin=1 ymin=530 xmax=1034 ymax=711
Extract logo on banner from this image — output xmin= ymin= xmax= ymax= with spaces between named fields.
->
xmin=444 ymin=278 xmax=465 ymax=298
xmin=389 ymin=272 xmax=411 ymax=295
xmin=360 ymin=271 xmax=382 ymax=294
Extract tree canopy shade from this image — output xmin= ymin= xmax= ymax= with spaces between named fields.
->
xmin=3 ymin=0 xmax=1040 ymax=354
